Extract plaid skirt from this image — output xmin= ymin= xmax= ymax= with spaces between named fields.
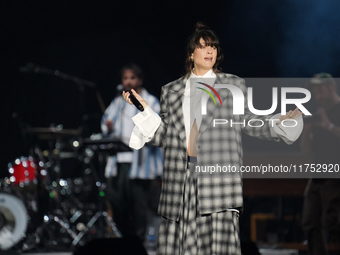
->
xmin=157 ymin=167 xmax=241 ymax=255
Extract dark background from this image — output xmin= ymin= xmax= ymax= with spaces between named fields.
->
xmin=1 ymin=0 xmax=340 ymax=174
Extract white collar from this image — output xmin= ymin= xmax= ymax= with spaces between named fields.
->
xmin=189 ymin=69 xmax=216 ymax=79
xmin=184 ymin=69 xmax=216 ymax=97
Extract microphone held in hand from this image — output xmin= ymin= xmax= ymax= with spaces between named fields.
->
xmin=127 ymin=90 xmax=144 ymax=111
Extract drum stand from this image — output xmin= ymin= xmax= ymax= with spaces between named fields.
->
xmin=22 ymin=141 xmax=80 ymax=250
xmin=72 ymin=211 xmax=121 ymax=246
xmin=22 ymin=212 xmax=78 ymax=251
xmin=71 ymin=138 xmax=130 ymax=245
xmin=22 ymin=137 xmax=127 ymax=251
xmin=20 ymin=136 xmax=76 ymax=250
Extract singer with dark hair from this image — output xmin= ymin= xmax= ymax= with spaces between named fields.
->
xmin=101 ymin=63 xmax=163 ymax=242
xmin=123 ymin=23 xmax=303 ymax=254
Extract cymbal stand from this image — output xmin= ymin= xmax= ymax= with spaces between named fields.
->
xmin=72 ymin=211 xmax=121 ymax=246
xmin=22 ymin=136 xmax=78 ymax=250
xmin=22 ymin=213 xmax=78 ymax=251
xmin=71 ymin=146 xmax=122 ymax=246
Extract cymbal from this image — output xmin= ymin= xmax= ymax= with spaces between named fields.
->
xmin=26 ymin=127 xmax=80 ymax=138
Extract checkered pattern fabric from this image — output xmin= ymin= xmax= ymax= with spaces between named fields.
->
xmin=151 ymin=73 xmax=280 ymax=221
xmin=157 ymin=166 xmax=241 ymax=255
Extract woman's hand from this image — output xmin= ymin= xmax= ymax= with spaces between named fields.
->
xmin=122 ymin=89 xmax=148 ymax=109
xmin=279 ymin=107 xmax=303 ymax=122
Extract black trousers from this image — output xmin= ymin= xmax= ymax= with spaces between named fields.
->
xmin=107 ymin=163 xmax=155 ymax=242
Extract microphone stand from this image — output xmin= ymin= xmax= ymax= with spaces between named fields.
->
xmin=20 ymin=63 xmax=106 ymax=125
xmin=21 ymin=63 xmax=97 ymax=88
xmin=19 ymin=63 xmax=109 ymax=251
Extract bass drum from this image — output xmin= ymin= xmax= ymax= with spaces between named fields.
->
xmin=0 ymin=193 xmax=27 ymax=250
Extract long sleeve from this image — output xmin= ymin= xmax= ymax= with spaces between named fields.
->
xmin=234 ymin=77 xmax=303 ymax=143
xmin=130 ymin=106 xmax=161 ymax=149
xmin=101 ymin=98 xmax=118 ymax=136
xmin=270 ymin=114 xmax=303 ymax=145
xmin=129 ymin=85 xmax=170 ymax=149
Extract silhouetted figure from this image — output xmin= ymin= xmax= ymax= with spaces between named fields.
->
xmin=301 ymin=73 xmax=340 ymax=255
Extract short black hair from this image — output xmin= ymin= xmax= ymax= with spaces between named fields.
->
xmin=120 ymin=63 xmax=144 ymax=81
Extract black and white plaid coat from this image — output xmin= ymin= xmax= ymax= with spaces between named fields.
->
xmin=150 ymin=72 xmax=280 ymax=221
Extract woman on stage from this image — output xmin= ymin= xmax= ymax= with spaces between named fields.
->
xmin=123 ymin=22 xmax=302 ymax=255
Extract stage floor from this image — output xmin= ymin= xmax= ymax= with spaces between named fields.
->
xmin=15 ymin=250 xmax=157 ymax=255
xmin=24 ymin=252 xmax=156 ymax=255
xmin=24 ymin=253 xmax=71 ymax=255
xmin=8 ymin=251 xmax=156 ymax=255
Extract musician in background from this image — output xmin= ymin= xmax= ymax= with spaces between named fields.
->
xmin=301 ymin=73 xmax=340 ymax=255
xmin=101 ymin=63 xmax=163 ymax=242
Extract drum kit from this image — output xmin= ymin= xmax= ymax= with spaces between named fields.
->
xmin=0 ymin=126 xmax=131 ymax=252
xmin=3 ymin=64 xmax=136 ymax=253
xmin=0 ymin=63 xmax=133 ymax=252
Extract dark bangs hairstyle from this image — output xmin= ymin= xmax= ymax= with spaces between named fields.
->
xmin=185 ymin=22 xmax=224 ymax=77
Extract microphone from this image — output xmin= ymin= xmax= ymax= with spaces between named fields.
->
xmin=126 ymin=90 xmax=144 ymax=111
xmin=116 ymin=84 xmax=124 ymax=94
xmin=116 ymin=84 xmax=124 ymax=98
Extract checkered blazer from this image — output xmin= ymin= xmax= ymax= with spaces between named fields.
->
xmin=151 ymin=73 xmax=279 ymax=221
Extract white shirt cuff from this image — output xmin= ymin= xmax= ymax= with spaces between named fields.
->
xmin=270 ymin=114 xmax=304 ymax=145
xmin=129 ymin=106 xmax=161 ymax=150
